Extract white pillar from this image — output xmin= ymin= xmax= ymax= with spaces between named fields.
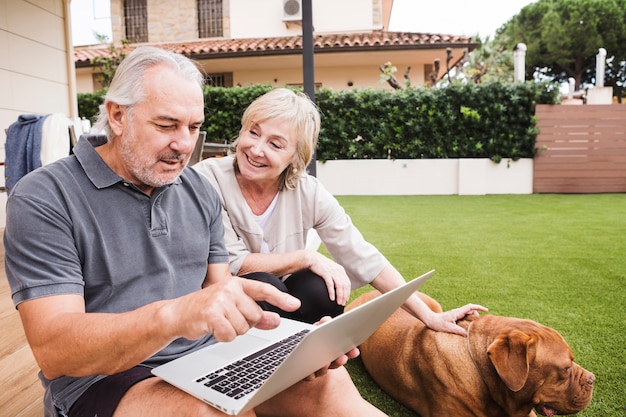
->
xmin=568 ymin=77 xmax=576 ymax=99
xmin=514 ymin=43 xmax=527 ymax=84
xmin=596 ymin=48 xmax=606 ymax=87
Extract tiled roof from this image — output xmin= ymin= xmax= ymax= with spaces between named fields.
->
xmin=74 ymin=31 xmax=477 ymax=67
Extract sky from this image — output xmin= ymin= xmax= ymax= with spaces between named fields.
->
xmin=70 ymin=0 xmax=537 ymax=46
xmin=70 ymin=0 xmax=112 ymax=46
xmin=389 ymin=0 xmax=537 ymax=39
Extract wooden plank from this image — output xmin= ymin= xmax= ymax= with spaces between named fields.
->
xmin=535 ymin=169 xmax=626 ymax=177
xmin=533 ymin=177 xmax=626 ymax=193
xmin=535 ymin=156 xmax=626 ymax=163
xmin=534 ymin=155 xmax=626 ymax=164
xmin=535 ymin=156 xmax=626 ymax=164
xmin=537 ymin=135 xmax=626 ymax=141
xmin=537 ymin=128 xmax=626 ymax=137
xmin=534 ymin=170 xmax=626 ymax=179
xmin=534 ymin=152 xmax=626 ymax=160
xmin=538 ymin=113 xmax=626 ymax=119
xmin=536 ymin=115 xmax=625 ymax=123
xmin=537 ymin=137 xmax=626 ymax=145
xmin=537 ymin=118 xmax=626 ymax=126
xmin=15 ymin=401 xmax=45 ymax=417
xmin=536 ymin=151 xmax=624 ymax=156
xmin=565 ymin=128 xmax=624 ymax=134
xmin=536 ymin=104 xmax=626 ymax=117
xmin=534 ymin=170 xmax=626 ymax=177
xmin=0 ymin=229 xmax=44 ymax=417
xmin=0 ymin=313 xmax=28 ymax=358
xmin=0 ymin=346 xmax=44 ymax=417
xmin=534 ymin=184 xmax=626 ymax=194
xmin=534 ymin=184 xmax=626 ymax=192
xmin=533 ymin=177 xmax=626 ymax=185
xmin=0 ymin=283 xmax=16 ymax=321
xmin=536 ymin=147 xmax=626 ymax=154
xmin=536 ymin=137 xmax=626 ymax=144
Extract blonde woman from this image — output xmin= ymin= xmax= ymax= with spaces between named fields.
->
xmin=194 ymin=88 xmax=487 ymax=328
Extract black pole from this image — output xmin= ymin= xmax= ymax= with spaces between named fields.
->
xmin=302 ymin=0 xmax=316 ymax=176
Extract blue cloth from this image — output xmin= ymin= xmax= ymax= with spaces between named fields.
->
xmin=5 ymin=114 xmax=48 ymax=191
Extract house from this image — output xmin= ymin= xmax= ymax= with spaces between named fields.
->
xmin=1 ymin=0 xmax=78 ymax=227
xmin=74 ymin=0 xmax=478 ymax=93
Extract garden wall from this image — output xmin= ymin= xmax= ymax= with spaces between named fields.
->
xmin=316 ymin=158 xmax=533 ymax=196
xmin=534 ymin=104 xmax=626 ymax=193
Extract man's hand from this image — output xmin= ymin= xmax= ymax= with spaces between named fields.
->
xmin=167 ymin=277 xmax=301 ymax=342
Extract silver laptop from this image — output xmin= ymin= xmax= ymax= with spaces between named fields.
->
xmin=152 ymin=270 xmax=435 ymax=415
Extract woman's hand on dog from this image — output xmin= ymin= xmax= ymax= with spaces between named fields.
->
xmin=425 ymin=304 xmax=488 ymax=337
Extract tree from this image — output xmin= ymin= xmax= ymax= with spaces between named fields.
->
xmin=461 ymin=35 xmax=515 ymax=84
xmin=498 ymin=0 xmax=626 ymax=90
xmin=91 ymin=36 xmax=131 ymax=88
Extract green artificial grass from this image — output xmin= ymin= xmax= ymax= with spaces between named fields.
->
xmin=327 ymin=194 xmax=625 ymax=417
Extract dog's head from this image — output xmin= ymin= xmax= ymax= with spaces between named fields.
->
xmin=486 ymin=318 xmax=595 ymax=416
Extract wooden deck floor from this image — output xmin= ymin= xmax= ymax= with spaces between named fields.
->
xmin=0 ymin=230 xmax=45 ymax=416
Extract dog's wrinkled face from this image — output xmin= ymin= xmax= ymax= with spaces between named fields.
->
xmin=530 ymin=328 xmax=595 ymax=416
xmin=488 ymin=322 xmax=595 ymax=417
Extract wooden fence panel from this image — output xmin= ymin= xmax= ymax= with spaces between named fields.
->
xmin=534 ymin=104 xmax=626 ymax=193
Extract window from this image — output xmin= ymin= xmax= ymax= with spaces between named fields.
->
xmin=124 ymin=0 xmax=148 ymax=43
xmin=424 ymin=63 xmax=437 ymax=86
xmin=205 ymin=73 xmax=233 ymax=87
xmin=198 ymin=0 xmax=223 ymax=38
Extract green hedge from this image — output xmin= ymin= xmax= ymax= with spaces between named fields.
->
xmin=77 ymin=89 xmax=107 ymax=126
xmin=78 ymin=82 xmax=559 ymax=163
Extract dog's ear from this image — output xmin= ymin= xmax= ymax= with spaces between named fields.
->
xmin=487 ymin=330 xmax=534 ymax=392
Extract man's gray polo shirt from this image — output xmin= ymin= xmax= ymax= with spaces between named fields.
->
xmin=4 ymin=135 xmax=228 ymax=416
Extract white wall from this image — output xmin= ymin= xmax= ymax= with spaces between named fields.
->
xmin=0 ymin=0 xmax=71 ymax=120
xmin=0 ymin=0 xmax=74 ymax=228
xmin=230 ymin=0 xmax=377 ymax=38
xmin=316 ymin=158 xmax=534 ymax=195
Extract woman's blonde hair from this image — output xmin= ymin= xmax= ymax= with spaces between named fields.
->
xmin=232 ymin=88 xmax=321 ymax=190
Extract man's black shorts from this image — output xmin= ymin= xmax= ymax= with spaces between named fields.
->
xmin=68 ymin=365 xmax=155 ymax=417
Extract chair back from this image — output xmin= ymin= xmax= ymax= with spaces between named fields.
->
xmin=189 ymin=131 xmax=207 ymax=165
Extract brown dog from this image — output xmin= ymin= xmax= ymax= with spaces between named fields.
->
xmin=347 ymin=291 xmax=595 ymax=417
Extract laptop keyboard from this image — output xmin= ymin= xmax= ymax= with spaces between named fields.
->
xmin=195 ymin=329 xmax=310 ymax=400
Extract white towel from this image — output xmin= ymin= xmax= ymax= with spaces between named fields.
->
xmin=41 ymin=113 xmax=71 ymax=165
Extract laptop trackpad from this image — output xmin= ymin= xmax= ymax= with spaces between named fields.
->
xmin=211 ymin=333 xmax=271 ymax=360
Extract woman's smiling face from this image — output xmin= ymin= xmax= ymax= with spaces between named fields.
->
xmin=235 ymin=118 xmax=298 ymax=187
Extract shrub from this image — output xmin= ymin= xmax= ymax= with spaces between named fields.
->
xmin=77 ymin=88 xmax=107 ymax=126
xmin=77 ymin=82 xmax=559 ymax=162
